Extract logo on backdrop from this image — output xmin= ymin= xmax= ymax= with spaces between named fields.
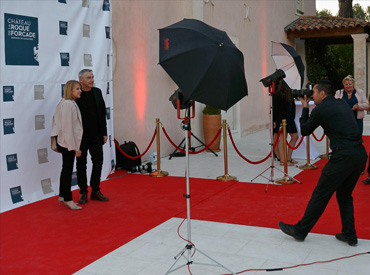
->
xmin=3 ymin=118 xmax=15 ymax=135
xmin=10 ymin=186 xmax=23 ymax=204
xmin=3 ymin=86 xmax=14 ymax=102
xmin=107 ymin=54 xmax=110 ymax=67
xmin=71 ymin=172 xmax=78 ymax=186
xmin=103 ymin=0 xmax=110 ymax=11
xmin=107 ymin=82 xmax=110 ymax=94
xmin=6 ymin=153 xmax=18 ymax=171
xmin=106 ymin=107 xmax=110 ymax=120
xmin=37 ymin=148 xmax=48 ymax=164
xmin=35 ymin=115 xmax=45 ymax=130
xmin=84 ymin=54 xmax=93 ymax=66
xmin=60 ymin=52 xmax=70 ymax=66
xmin=41 ymin=178 xmax=54 ymax=194
xmin=4 ymin=13 xmax=39 ymax=66
xmin=34 ymin=85 xmax=44 ymax=100
xmin=59 ymin=21 xmax=68 ymax=35
xmin=58 ymin=0 xmax=67 ymax=3
xmin=83 ymin=24 xmax=90 ymax=37
xmin=105 ymin=26 xmax=110 ymax=39
xmin=82 ymin=0 xmax=90 ymax=8
xmin=61 ymin=84 xmax=65 ymax=97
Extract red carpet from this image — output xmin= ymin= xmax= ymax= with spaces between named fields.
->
xmin=1 ymin=142 xmax=370 ymax=274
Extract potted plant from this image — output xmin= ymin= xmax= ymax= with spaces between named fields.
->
xmin=202 ymin=105 xmax=221 ymax=152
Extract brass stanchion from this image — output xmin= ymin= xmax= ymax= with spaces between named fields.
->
xmin=319 ymin=136 xmax=329 ymax=159
xmin=275 ymin=119 xmax=298 ymax=185
xmin=217 ymin=120 xmax=237 ymax=182
xmin=150 ymin=118 xmax=169 ymax=177
xmin=299 ymin=135 xmax=318 ymax=170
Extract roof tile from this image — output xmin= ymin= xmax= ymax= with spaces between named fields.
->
xmin=285 ymin=16 xmax=370 ymax=32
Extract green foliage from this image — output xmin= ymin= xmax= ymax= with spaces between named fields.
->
xmin=202 ymin=105 xmax=221 ymax=115
xmin=306 ymin=40 xmax=353 ymax=91
xmin=316 ymin=9 xmax=333 ymax=16
xmin=353 ymin=3 xmax=366 ymax=20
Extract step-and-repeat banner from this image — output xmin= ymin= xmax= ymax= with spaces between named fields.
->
xmin=0 ymin=0 xmax=114 ymax=212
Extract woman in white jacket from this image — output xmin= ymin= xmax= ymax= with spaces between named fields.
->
xmin=335 ymin=75 xmax=369 ymax=134
xmin=51 ymin=80 xmax=83 ymax=210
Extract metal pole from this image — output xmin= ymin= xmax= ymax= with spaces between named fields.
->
xmin=217 ymin=120 xmax=237 ymax=182
xmin=299 ymin=135 xmax=318 ymax=170
xmin=150 ymin=118 xmax=169 ymax=177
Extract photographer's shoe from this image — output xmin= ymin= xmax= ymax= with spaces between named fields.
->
xmin=278 ymin=221 xmax=305 ymax=242
xmin=335 ymin=233 xmax=358 ymax=246
xmin=79 ymin=192 xmax=88 ymax=204
xmin=91 ymin=191 xmax=109 ymax=202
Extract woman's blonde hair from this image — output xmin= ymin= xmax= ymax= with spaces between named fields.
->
xmin=63 ymin=80 xmax=81 ymax=100
xmin=342 ymin=75 xmax=355 ymax=85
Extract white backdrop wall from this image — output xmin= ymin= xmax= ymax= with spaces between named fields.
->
xmin=0 ymin=0 xmax=114 ymax=213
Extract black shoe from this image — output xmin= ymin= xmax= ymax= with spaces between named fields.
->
xmin=91 ymin=191 xmax=109 ymax=202
xmin=335 ymin=233 xmax=358 ymax=246
xmin=78 ymin=192 xmax=88 ymax=204
xmin=362 ymin=177 xmax=370 ymax=184
xmin=278 ymin=221 xmax=305 ymax=242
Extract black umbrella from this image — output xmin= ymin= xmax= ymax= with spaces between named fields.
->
xmin=159 ymin=18 xmax=248 ymax=111
xmin=271 ymin=41 xmax=305 ymax=89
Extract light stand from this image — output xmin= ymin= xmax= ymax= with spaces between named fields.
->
xmin=251 ymin=81 xmax=299 ymax=191
xmin=166 ymin=100 xmax=235 ymax=275
xmin=169 ymin=108 xmax=218 ymax=159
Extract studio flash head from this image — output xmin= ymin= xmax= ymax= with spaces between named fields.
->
xmin=260 ymin=69 xmax=286 ymax=87
xmin=169 ymin=88 xmax=193 ymax=110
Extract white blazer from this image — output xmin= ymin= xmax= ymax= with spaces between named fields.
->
xmin=51 ymin=99 xmax=83 ymax=151
xmin=335 ymin=88 xmax=369 ymax=119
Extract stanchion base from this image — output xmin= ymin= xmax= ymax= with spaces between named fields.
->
xmin=275 ymin=177 xmax=298 ymax=185
xmin=299 ymin=163 xmax=318 ymax=170
xmin=319 ymin=153 xmax=329 ymax=159
xmin=217 ymin=174 xmax=237 ymax=182
xmin=150 ymin=170 xmax=169 ymax=177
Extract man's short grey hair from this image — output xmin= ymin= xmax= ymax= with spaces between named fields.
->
xmin=78 ymin=69 xmax=93 ymax=79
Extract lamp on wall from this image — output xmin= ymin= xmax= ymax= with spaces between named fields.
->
xmin=244 ymin=4 xmax=251 ymax=21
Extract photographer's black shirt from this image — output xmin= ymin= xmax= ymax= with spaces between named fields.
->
xmin=300 ymin=95 xmax=362 ymax=149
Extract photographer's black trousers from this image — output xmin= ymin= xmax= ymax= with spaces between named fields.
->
xmin=293 ymin=145 xmax=367 ymax=242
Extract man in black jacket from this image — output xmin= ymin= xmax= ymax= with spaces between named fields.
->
xmin=278 ymin=80 xmax=367 ymax=246
xmin=76 ymin=69 xmax=109 ymax=204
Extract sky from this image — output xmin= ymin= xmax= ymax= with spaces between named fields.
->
xmin=316 ymin=0 xmax=370 ymax=14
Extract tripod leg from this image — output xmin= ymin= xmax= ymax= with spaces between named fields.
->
xmin=169 ymin=138 xmax=185 ymax=160
xmin=190 ymin=133 xmax=218 ymax=156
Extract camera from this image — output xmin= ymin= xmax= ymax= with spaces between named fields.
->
xmin=130 ymin=162 xmax=153 ymax=173
xmin=291 ymin=83 xmax=314 ymax=99
xmin=260 ymin=69 xmax=286 ymax=87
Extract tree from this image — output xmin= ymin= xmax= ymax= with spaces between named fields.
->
xmin=353 ymin=3 xmax=366 ymax=20
xmin=316 ymin=9 xmax=333 ymax=16
xmin=339 ymin=0 xmax=353 ymax=18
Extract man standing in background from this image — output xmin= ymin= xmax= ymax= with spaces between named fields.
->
xmin=76 ymin=69 xmax=109 ymax=204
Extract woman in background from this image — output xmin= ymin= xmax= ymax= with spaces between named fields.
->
xmin=335 ymin=75 xmax=368 ymax=135
xmin=51 ymin=80 xmax=83 ymax=210
xmin=273 ymin=80 xmax=299 ymax=166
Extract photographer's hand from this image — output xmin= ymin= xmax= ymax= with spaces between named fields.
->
xmin=300 ymin=95 xmax=310 ymax=108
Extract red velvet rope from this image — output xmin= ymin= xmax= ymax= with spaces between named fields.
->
xmin=161 ymin=125 xmax=222 ymax=154
xmin=311 ymin=132 xmax=326 ymax=142
xmin=286 ymin=135 xmax=305 ymax=150
xmin=228 ymin=128 xmax=282 ymax=165
xmin=114 ymin=129 xmax=157 ymax=159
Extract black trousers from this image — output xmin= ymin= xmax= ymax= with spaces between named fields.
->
xmin=57 ymin=144 xmax=76 ymax=202
xmin=76 ymin=136 xmax=104 ymax=194
xmin=294 ymin=145 xmax=367 ymax=242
